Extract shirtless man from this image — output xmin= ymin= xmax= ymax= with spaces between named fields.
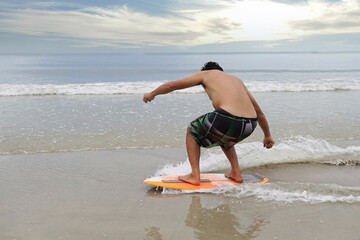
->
xmin=143 ymin=62 xmax=274 ymax=185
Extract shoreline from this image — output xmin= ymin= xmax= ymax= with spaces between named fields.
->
xmin=1 ymin=148 xmax=359 ymax=239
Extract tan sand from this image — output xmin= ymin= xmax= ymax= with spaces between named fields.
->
xmin=0 ymin=148 xmax=359 ymax=240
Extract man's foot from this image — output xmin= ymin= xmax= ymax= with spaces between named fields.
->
xmin=225 ymin=172 xmax=243 ymax=183
xmin=178 ymin=174 xmax=200 ymax=186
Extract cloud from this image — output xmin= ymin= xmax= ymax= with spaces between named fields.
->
xmin=0 ymin=0 xmax=359 ymax=49
xmin=0 ymin=4 xmax=209 ymax=47
xmin=288 ymin=2 xmax=360 ymax=34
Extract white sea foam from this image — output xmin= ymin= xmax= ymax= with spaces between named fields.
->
xmin=154 ymin=136 xmax=360 ymax=177
xmin=162 ymin=182 xmax=360 ymax=204
xmin=0 ymin=81 xmax=173 ymax=96
xmin=0 ymin=78 xmax=359 ymax=96
xmin=246 ymin=78 xmax=360 ymax=92
xmin=245 ymin=183 xmax=360 ymax=204
xmin=157 ymin=136 xmax=360 ymax=204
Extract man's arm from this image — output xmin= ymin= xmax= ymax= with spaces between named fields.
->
xmin=243 ymin=84 xmax=275 ymax=149
xmin=143 ymin=72 xmax=204 ymax=103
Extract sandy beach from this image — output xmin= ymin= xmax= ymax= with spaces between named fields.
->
xmin=1 ymin=53 xmax=359 ymax=239
xmin=1 ymin=148 xmax=359 ymax=240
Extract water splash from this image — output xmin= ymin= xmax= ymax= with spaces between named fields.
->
xmin=154 ymin=136 xmax=360 ymax=176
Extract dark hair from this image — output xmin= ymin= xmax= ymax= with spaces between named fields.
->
xmin=201 ymin=61 xmax=223 ymax=71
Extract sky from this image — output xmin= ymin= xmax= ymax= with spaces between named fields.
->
xmin=0 ymin=0 xmax=359 ymax=53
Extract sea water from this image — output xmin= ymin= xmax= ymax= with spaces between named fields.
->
xmin=0 ymin=52 xmax=359 ymax=204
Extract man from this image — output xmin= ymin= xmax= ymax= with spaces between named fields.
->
xmin=143 ymin=61 xmax=274 ymax=186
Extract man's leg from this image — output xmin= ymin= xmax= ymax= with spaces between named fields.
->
xmin=222 ymin=146 xmax=243 ymax=182
xmin=178 ymin=128 xmax=201 ymax=185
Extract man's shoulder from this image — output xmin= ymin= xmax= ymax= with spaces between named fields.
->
xmin=196 ymin=70 xmax=242 ymax=86
xmin=205 ymin=71 xmax=240 ymax=81
xmin=202 ymin=70 xmax=227 ymax=78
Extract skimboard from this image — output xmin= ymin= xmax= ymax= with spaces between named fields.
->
xmin=144 ymin=173 xmax=268 ymax=190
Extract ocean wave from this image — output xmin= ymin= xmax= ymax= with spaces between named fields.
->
xmin=0 ymin=81 xmax=171 ymax=96
xmin=246 ymin=79 xmax=360 ymax=92
xmin=153 ymin=136 xmax=360 ymax=176
xmin=0 ymin=78 xmax=359 ymax=96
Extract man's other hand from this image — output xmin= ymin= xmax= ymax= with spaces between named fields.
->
xmin=263 ymin=136 xmax=275 ymax=149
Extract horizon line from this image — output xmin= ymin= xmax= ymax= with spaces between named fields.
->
xmin=1 ymin=50 xmax=360 ymax=56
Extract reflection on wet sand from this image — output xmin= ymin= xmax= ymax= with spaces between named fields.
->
xmin=145 ymin=226 xmax=162 ymax=240
xmin=144 ymin=191 xmax=267 ymax=240
xmin=186 ymin=196 xmax=267 ymax=240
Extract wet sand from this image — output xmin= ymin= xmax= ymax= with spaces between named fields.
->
xmin=0 ymin=148 xmax=359 ymax=240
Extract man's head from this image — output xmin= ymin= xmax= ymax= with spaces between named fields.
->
xmin=201 ymin=61 xmax=223 ymax=71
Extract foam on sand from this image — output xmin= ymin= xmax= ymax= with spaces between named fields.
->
xmin=162 ymin=182 xmax=360 ymax=204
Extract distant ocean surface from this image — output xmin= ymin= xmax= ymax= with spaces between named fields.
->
xmin=1 ymin=53 xmax=360 ymax=96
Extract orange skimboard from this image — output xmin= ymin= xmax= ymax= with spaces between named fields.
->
xmin=144 ymin=173 xmax=268 ymax=190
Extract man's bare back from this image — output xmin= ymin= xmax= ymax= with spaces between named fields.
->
xmin=200 ymin=70 xmax=257 ymax=118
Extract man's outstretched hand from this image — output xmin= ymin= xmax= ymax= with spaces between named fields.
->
xmin=263 ymin=136 xmax=275 ymax=149
xmin=143 ymin=93 xmax=155 ymax=103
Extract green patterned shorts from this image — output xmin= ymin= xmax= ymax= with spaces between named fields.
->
xmin=189 ymin=108 xmax=257 ymax=149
